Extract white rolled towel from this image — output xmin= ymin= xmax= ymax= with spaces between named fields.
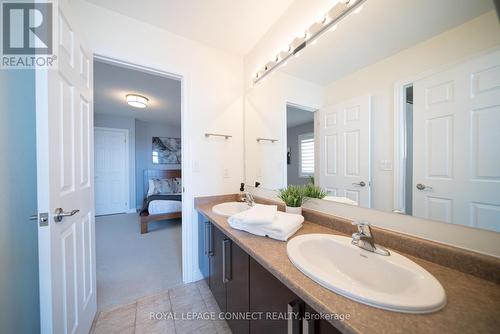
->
xmin=229 ymin=204 xmax=277 ymax=226
xmin=228 ymin=211 xmax=304 ymax=241
xmin=323 ymin=196 xmax=358 ymax=206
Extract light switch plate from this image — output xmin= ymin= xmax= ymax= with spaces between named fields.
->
xmin=379 ymin=159 xmax=393 ymax=171
xmin=193 ymin=160 xmax=200 ymax=172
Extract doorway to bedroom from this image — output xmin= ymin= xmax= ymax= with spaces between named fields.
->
xmin=93 ymin=57 xmax=183 ymax=310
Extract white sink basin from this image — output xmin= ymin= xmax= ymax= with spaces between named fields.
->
xmin=212 ymin=202 xmax=251 ymax=217
xmin=287 ymin=234 xmax=446 ymax=314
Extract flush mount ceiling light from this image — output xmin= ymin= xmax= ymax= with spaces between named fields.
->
xmin=126 ymin=94 xmax=149 ymax=108
xmin=253 ymin=0 xmax=366 ymax=84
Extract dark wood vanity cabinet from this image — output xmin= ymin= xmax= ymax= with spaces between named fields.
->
xmin=209 ymin=224 xmax=228 ymax=311
xmin=249 ymin=257 xmax=300 ymax=334
xmin=199 ymin=219 xmax=339 ymax=334
xmin=303 ymin=305 xmax=342 ymax=334
xmin=225 ymin=238 xmax=250 ymax=334
xmin=199 ymin=219 xmax=250 ymax=334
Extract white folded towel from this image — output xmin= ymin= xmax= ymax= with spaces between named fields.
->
xmin=323 ymin=196 xmax=358 ymax=206
xmin=228 ymin=211 xmax=304 ymax=241
xmin=230 ymin=204 xmax=278 ymax=226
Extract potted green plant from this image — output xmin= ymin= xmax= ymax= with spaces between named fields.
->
xmin=278 ymin=185 xmax=306 ymax=214
xmin=303 ymin=183 xmax=327 ymax=199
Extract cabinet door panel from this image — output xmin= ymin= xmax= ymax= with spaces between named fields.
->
xmin=249 ymin=257 xmax=298 ymax=334
xmin=304 ymin=305 xmax=341 ymax=334
xmin=198 ymin=216 xmax=210 ymax=284
xmin=226 ymin=241 xmax=250 ymax=334
xmin=210 ymin=226 xmax=227 ymax=312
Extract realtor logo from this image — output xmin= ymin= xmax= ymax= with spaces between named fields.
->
xmin=1 ymin=1 xmax=57 ymax=68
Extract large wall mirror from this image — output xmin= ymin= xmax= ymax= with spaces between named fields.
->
xmin=244 ymin=0 xmax=500 ymax=238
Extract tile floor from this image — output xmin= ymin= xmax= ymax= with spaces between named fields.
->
xmin=90 ymin=280 xmax=231 ymax=334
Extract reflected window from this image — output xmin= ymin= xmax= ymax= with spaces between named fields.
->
xmin=299 ymin=133 xmax=314 ymax=177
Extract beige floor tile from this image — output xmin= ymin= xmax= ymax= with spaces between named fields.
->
xmin=175 ymin=318 xmax=218 ymax=334
xmin=169 ymin=286 xmax=206 ymax=314
xmin=168 ymin=282 xmax=200 ymax=300
xmin=91 ymin=282 xmax=233 ymax=334
xmin=136 ymin=290 xmax=172 ymax=323
xmin=135 ymin=318 xmax=176 ymax=334
xmin=93 ymin=302 xmax=136 ymax=334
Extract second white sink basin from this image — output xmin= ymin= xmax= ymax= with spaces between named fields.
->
xmin=287 ymin=234 xmax=446 ymax=314
xmin=212 ymin=202 xmax=251 ymax=217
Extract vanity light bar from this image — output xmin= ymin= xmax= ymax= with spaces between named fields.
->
xmin=253 ymin=0 xmax=367 ymax=84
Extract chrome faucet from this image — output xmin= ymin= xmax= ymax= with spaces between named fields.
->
xmin=351 ymin=221 xmax=390 ymax=256
xmin=243 ymin=192 xmax=255 ymax=207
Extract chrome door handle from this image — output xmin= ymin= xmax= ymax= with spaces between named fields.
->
xmin=352 ymin=181 xmax=366 ymax=187
xmin=416 ymin=183 xmax=432 ymax=191
xmin=54 ymin=208 xmax=80 ymax=223
xmin=222 ymin=239 xmax=232 ymax=283
xmin=287 ymin=299 xmax=304 ymax=334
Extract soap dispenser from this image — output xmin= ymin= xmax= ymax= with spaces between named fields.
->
xmin=239 ymin=183 xmax=245 ymax=202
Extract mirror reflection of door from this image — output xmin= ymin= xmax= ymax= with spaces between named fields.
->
xmin=286 ymin=105 xmax=315 ymax=187
xmin=411 ymin=51 xmax=500 ymax=230
xmin=318 ymin=96 xmax=372 ymax=207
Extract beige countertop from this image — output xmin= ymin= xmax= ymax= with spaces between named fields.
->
xmin=195 ymin=196 xmax=500 ymax=334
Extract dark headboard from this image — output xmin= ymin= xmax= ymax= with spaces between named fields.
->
xmin=143 ymin=169 xmax=181 ymax=199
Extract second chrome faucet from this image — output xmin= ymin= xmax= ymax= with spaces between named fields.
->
xmin=351 ymin=221 xmax=390 ymax=256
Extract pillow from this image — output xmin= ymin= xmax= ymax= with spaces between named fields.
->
xmin=147 ymin=177 xmax=181 ymax=196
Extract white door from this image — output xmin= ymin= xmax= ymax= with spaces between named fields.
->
xmin=318 ymin=95 xmax=371 ymax=206
xmin=94 ymin=128 xmax=129 ymax=216
xmin=413 ymin=49 xmax=500 ymax=231
xmin=35 ymin=1 xmax=96 ymax=333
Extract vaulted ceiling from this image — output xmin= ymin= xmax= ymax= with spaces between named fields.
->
xmin=85 ymin=0 xmax=294 ymax=56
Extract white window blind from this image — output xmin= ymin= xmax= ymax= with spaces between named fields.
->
xmin=299 ymin=133 xmax=314 ymax=176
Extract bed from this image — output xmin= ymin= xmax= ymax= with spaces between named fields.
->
xmin=139 ymin=169 xmax=182 ymax=234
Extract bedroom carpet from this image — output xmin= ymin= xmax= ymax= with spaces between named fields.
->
xmin=95 ymin=213 xmax=182 ymax=311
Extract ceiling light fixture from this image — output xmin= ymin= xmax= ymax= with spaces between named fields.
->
xmin=126 ymin=94 xmax=149 ymax=108
xmin=253 ymin=0 xmax=367 ymax=84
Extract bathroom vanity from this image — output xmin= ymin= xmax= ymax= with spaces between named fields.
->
xmin=198 ymin=209 xmax=340 ymax=334
xmin=195 ymin=195 xmax=500 ymax=334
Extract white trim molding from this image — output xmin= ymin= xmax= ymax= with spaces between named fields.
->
xmin=393 ymin=80 xmax=413 ymax=214
xmin=93 ymin=55 xmax=196 ymax=284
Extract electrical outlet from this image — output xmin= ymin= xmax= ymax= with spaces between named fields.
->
xmin=224 ymin=168 xmax=230 ymax=178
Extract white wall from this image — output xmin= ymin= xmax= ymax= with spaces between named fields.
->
xmin=71 ymin=0 xmax=244 ymax=282
xmin=245 ymin=71 xmax=323 ymax=189
xmin=322 ymin=10 xmax=500 ymax=213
